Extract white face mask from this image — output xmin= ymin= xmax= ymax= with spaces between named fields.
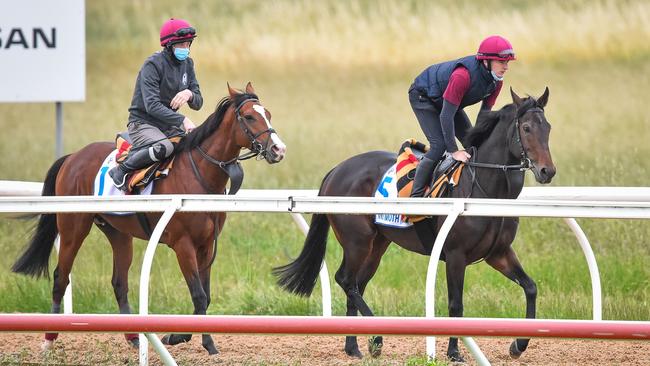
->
xmin=491 ymin=70 xmax=504 ymax=81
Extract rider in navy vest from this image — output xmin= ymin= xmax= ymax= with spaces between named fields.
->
xmin=109 ymin=18 xmax=203 ymax=191
xmin=408 ymin=35 xmax=516 ymax=198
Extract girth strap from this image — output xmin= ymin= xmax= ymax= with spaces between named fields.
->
xmin=136 ymin=212 xmax=153 ymax=239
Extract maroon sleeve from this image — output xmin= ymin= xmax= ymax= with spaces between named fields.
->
xmin=442 ymin=67 xmax=470 ymax=105
xmin=483 ymin=80 xmax=503 ymax=109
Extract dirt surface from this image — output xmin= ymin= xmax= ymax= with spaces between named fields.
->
xmin=0 ymin=333 xmax=649 ymax=365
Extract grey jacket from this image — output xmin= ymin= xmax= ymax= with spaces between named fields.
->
xmin=127 ymin=49 xmax=203 ymax=135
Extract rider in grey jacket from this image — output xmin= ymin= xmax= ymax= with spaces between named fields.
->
xmin=109 ymin=18 xmax=203 ymax=190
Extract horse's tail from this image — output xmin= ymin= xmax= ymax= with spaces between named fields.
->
xmin=12 ymin=155 xmax=69 ymax=279
xmin=273 ymin=212 xmax=330 ymax=296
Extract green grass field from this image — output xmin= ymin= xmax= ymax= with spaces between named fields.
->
xmin=0 ymin=0 xmax=649 ymax=345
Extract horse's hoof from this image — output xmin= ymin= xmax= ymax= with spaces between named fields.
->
xmin=448 ymin=351 xmax=466 ymax=363
xmin=127 ymin=337 xmax=140 ymax=349
xmin=41 ymin=340 xmax=54 ymax=352
xmin=509 ymin=340 xmax=522 ymax=359
xmin=124 ymin=334 xmax=139 ymax=349
xmin=161 ymin=333 xmax=191 ymax=346
xmin=345 ymin=347 xmax=363 ymax=359
xmin=368 ymin=336 xmax=383 ymax=358
xmin=203 ymin=342 xmax=219 ymax=355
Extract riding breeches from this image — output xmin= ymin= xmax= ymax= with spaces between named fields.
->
xmin=408 ymin=89 xmax=472 ymax=161
xmin=127 ymin=121 xmax=175 ymax=161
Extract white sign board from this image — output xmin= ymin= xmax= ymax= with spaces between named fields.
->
xmin=0 ymin=0 xmax=85 ymax=102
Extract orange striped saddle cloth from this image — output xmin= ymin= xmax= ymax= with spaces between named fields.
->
xmin=395 ymin=139 xmax=465 ymax=223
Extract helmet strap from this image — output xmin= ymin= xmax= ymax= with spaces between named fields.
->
xmin=483 ymin=60 xmax=492 ymax=71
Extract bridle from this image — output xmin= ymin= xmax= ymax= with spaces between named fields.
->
xmin=465 ymin=105 xmax=543 ymax=199
xmin=464 ymin=106 xmax=542 ymax=172
xmin=234 ymin=98 xmax=277 ymax=160
xmin=188 ymin=97 xmax=276 ymax=194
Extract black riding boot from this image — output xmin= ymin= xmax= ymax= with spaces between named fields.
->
xmin=410 ymin=157 xmax=436 ymax=198
xmin=108 ymin=148 xmax=156 ymax=191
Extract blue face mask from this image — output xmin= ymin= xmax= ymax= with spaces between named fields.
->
xmin=174 ymin=47 xmax=190 ymax=61
xmin=491 ymin=70 xmax=504 ymax=81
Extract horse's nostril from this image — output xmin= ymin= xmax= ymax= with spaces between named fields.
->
xmin=539 ymin=166 xmax=556 ymax=182
xmin=272 ymin=144 xmax=286 ymax=156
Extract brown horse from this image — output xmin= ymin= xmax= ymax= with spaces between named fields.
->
xmin=12 ymin=83 xmax=286 ymax=355
xmin=274 ymin=88 xmax=555 ymax=362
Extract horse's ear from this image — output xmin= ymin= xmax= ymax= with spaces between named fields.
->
xmin=537 ymin=86 xmax=550 ymax=108
xmin=510 ymin=87 xmax=524 ymax=107
xmin=245 ymin=82 xmax=255 ymax=94
xmin=227 ymin=82 xmax=241 ymax=98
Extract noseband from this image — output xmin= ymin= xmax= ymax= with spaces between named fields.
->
xmin=189 ymin=97 xmax=276 ymax=194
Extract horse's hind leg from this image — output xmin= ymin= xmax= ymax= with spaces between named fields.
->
xmin=357 ymin=235 xmax=391 ymax=358
xmin=44 ymin=213 xmax=94 ymax=349
xmin=486 ymin=247 xmax=537 ymax=359
xmin=332 ymin=217 xmax=383 ymax=358
xmin=96 ymin=220 xmax=138 ymax=348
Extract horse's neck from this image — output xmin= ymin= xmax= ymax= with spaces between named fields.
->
xmin=180 ymin=110 xmax=242 ymax=194
xmin=472 ymin=119 xmax=524 ymax=199
xmin=200 ymin=111 xmax=241 ymax=162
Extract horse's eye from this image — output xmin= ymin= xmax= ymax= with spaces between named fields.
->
xmin=244 ymin=115 xmax=256 ymax=122
xmin=523 ymin=125 xmax=531 ymax=133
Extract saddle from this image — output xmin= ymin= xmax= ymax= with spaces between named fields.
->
xmin=114 ymin=132 xmax=181 ymax=193
xmin=395 ymin=139 xmax=465 ymax=223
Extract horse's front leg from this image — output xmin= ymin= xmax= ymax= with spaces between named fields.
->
xmin=486 ymin=247 xmax=537 ymax=359
xmin=162 ymin=238 xmax=218 ymax=355
xmin=197 ymin=233 xmax=218 ymax=355
xmin=445 ymin=251 xmax=467 ymax=362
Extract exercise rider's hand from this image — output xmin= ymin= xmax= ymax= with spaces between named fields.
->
xmin=182 ymin=117 xmax=196 ymax=133
xmin=452 ymin=150 xmax=471 ymax=162
xmin=171 ymin=89 xmax=193 ymax=110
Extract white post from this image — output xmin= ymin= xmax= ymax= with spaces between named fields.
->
xmin=424 ymin=201 xmax=490 ymax=365
xmin=55 ymin=102 xmax=63 ymax=158
xmin=563 ymin=218 xmax=602 ymax=320
xmin=53 ymin=235 xmax=73 ymax=314
xmin=139 ymin=198 xmax=182 ymax=366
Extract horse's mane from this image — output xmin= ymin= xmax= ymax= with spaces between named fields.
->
xmin=463 ymin=97 xmax=539 ymax=148
xmin=176 ymin=92 xmax=259 ymax=152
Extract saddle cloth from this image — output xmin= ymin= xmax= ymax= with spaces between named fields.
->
xmin=114 ymin=132 xmax=180 ymax=193
xmin=374 ymin=139 xmax=465 ymax=227
xmin=93 ymin=150 xmax=154 ymax=215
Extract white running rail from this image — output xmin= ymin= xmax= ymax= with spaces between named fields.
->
xmin=1 ymin=180 xmax=649 ymax=365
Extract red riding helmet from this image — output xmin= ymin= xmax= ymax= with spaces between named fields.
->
xmin=159 ymin=18 xmax=197 ymax=47
xmin=476 ymin=35 xmax=516 ymax=61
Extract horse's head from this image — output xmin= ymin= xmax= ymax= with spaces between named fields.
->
xmin=510 ymin=87 xmax=556 ymax=184
xmin=228 ymin=82 xmax=286 ymax=164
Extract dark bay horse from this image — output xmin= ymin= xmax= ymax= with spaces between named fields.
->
xmin=12 ymin=83 xmax=286 ymax=355
xmin=274 ymin=88 xmax=555 ymax=362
